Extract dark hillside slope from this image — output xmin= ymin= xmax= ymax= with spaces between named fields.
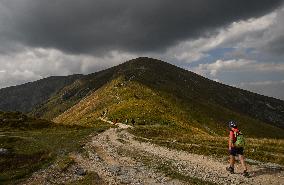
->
xmin=30 ymin=66 xmax=119 ymax=119
xmin=112 ymin=57 xmax=284 ymax=129
xmin=0 ymin=74 xmax=82 ymax=112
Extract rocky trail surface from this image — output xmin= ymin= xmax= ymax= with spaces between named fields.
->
xmin=22 ymin=121 xmax=284 ymax=185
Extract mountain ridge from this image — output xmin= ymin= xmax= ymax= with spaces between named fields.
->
xmin=0 ymin=74 xmax=83 ymax=112
xmin=0 ymin=57 xmax=284 ymax=133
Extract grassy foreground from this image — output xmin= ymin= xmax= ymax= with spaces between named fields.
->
xmin=0 ymin=112 xmax=111 ymax=185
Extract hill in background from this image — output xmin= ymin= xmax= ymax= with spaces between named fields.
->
xmin=0 ymin=74 xmax=82 ymax=113
xmin=0 ymin=57 xmax=284 ymax=138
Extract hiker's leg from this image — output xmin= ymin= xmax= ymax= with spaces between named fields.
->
xmin=239 ymin=155 xmax=247 ymax=171
xmin=230 ymin=154 xmax=235 ymax=168
xmin=226 ymin=148 xmax=236 ymax=173
xmin=229 ymin=148 xmax=236 ymax=168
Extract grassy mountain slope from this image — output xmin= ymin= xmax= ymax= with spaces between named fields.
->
xmin=0 ymin=75 xmax=82 ymax=113
xmin=53 ymin=74 xmax=284 ymax=139
xmin=1 ymin=57 xmax=284 ymax=136
xmin=54 ymin=77 xmax=206 ymax=135
xmin=29 ymin=65 xmax=119 ymax=120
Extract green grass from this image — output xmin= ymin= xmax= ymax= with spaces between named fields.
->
xmin=0 ymin=111 xmax=52 ymax=130
xmin=56 ymin=155 xmax=76 ymax=172
xmin=0 ymin=116 xmax=110 ymax=185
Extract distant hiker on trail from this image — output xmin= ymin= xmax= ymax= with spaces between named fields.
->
xmin=101 ymin=109 xmax=108 ymax=118
xmin=226 ymin=121 xmax=249 ymax=177
xmin=131 ymin=118 xmax=135 ymax=126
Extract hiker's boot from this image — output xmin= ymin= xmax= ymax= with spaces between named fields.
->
xmin=242 ymin=170 xmax=249 ymax=177
xmin=226 ymin=166 xmax=234 ymax=174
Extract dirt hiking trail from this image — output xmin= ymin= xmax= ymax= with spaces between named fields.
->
xmin=23 ymin=121 xmax=284 ymax=185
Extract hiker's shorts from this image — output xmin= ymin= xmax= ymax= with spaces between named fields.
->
xmin=229 ymin=147 xmax=244 ymax=156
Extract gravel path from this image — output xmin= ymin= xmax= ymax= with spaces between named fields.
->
xmin=74 ymin=127 xmax=284 ymax=185
xmin=74 ymin=128 xmax=183 ymax=185
xmin=22 ymin=121 xmax=284 ymax=185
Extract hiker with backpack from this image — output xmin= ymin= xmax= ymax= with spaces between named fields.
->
xmin=226 ymin=121 xmax=249 ymax=177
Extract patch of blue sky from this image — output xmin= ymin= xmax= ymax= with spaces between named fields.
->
xmin=216 ymin=70 xmax=284 ymax=85
xmin=207 ymin=47 xmax=236 ymax=60
xmin=189 ymin=47 xmax=253 ymax=67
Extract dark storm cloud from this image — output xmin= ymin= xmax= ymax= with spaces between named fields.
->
xmin=0 ymin=0 xmax=283 ymax=55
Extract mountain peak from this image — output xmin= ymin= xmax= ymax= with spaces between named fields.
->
xmin=1 ymin=57 xmax=284 ymax=133
xmin=120 ymin=57 xmax=174 ymax=69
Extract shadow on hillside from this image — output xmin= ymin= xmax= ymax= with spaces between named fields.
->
xmin=249 ymin=167 xmax=283 ymax=178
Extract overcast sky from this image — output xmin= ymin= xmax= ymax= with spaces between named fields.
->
xmin=0 ymin=0 xmax=284 ymax=100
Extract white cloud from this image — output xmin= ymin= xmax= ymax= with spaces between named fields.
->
xmin=193 ymin=59 xmax=247 ymax=76
xmin=0 ymin=47 xmax=137 ymax=88
xmin=192 ymin=59 xmax=284 ymax=77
